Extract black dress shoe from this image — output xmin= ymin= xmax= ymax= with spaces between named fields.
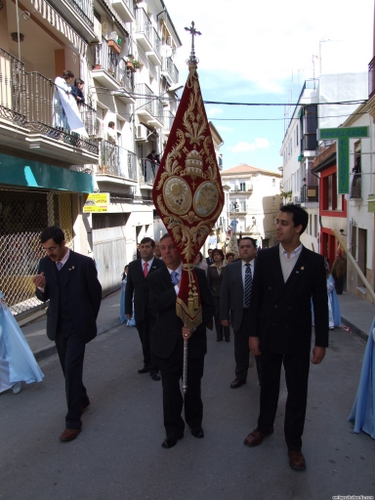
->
xmin=162 ymin=435 xmax=183 ymax=449
xmin=150 ymin=372 xmax=160 ymax=381
xmin=191 ymin=427 xmax=204 ymax=438
xmin=230 ymin=378 xmax=246 ymax=389
xmin=138 ymin=367 xmax=149 ymax=374
xmin=225 ymin=337 xmax=230 ymax=342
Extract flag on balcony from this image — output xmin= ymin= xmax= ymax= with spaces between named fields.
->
xmin=152 ymin=28 xmax=224 ymax=331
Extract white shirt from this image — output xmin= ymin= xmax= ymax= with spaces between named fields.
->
xmin=279 ymin=243 xmax=302 ymax=282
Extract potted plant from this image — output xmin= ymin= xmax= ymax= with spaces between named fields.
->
xmin=108 ymin=38 xmax=121 ymax=55
xmin=126 ymin=55 xmax=141 ymax=72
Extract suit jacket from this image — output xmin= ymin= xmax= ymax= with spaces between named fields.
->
xmin=125 ymin=257 xmax=165 ymax=321
xmin=35 ymin=251 xmax=102 ymax=343
xmin=207 ymin=263 xmax=226 ymax=298
xmin=220 ymin=259 xmax=255 ymax=331
xmin=148 ymin=267 xmax=215 ymax=359
xmin=249 ymin=245 xmax=329 ymax=354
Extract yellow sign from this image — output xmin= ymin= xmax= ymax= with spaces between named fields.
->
xmin=83 ymin=193 xmax=109 ymax=213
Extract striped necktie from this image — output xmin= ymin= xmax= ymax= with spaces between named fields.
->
xmin=244 ymin=263 xmax=252 ymax=308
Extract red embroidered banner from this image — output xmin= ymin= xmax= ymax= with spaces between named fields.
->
xmin=153 ymin=62 xmax=224 ymax=330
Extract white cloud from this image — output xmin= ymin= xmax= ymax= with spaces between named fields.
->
xmin=207 ymin=107 xmax=223 ymax=117
xmin=168 ymin=0 xmax=372 ymax=92
xmin=231 ymin=138 xmax=270 ymax=153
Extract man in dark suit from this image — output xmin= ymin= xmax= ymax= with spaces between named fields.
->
xmin=244 ymin=204 xmax=329 ymax=471
xmin=220 ymin=237 xmax=261 ymax=387
xmin=32 ymin=226 xmax=102 ymax=442
xmin=148 ymin=234 xmax=215 ymax=449
xmin=125 ymin=237 xmax=165 ymax=381
xmin=206 ymin=249 xmax=213 ymax=266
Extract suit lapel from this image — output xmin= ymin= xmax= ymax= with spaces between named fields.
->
xmin=268 ymin=246 xmax=285 ymax=291
xmin=284 ymin=247 xmax=309 ymax=289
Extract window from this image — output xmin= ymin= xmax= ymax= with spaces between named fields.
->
xmin=322 ymin=172 xmax=343 ymax=212
xmin=240 ymin=201 xmax=246 ymax=212
xmin=239 ymin=182 xmax=246 ymax=191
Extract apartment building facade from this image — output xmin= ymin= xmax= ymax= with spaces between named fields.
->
xmin=0 ymin=0 xmax=182 ymax=315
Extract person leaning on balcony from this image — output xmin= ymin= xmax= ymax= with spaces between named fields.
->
xmin=71 ymin=78 xmax=85 ymax=105
xmin=52 ymin=70 xmax=74 ymax=131
xmin=107 ymin=121 xmax=117 ymax=144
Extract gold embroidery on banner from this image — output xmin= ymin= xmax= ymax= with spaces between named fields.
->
xmin=156 ymin=66 xmax=223 ymax=264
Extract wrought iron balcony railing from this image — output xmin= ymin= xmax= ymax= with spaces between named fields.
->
xmin=162 ymin=56 xmax=179 ymax=84
xmin=135 ymin=8 xmax=161 ymax=59
xmin=369 ymin=55 xmax=375 ymax=99
xmin=134 ymin=83 xmax=164 ymax=124
xmin=140 ymin=158 xmax=159 ymax=185
xmin=99 ymin=140 xmax=137 ymax=181
xmin=0 ymin=48 xmax=98 ymax=155
xmin=94 ymin=40 xmax=132 ymax=91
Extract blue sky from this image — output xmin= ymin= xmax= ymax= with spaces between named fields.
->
xmin=165 ymin=0 xmax=373 ymax=173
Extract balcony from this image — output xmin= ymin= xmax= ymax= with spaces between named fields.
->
xmin=161 ymin=56 xmax=179 ymax=85
xmin=48 ymin=0 xmax=96 ymax=42
xmin=163 ymin=109 xmax=175 ymax=135
xmin=111 ymin=0 xmax=135 ymax=23
xmin=0 ymin=48 xmax=98 ymax=164
xmin=140 ymin=158 xmax=159 ymax=187
xmin=134 ymin=8 xmax=161 ymax=64
xmin=92 ymin=41 xmax=135 ymax=102
xmin=134 ymin=83 xmax=164 ymax=127
xmin=369 ymin=56 xmax=375 ymax=99
xmin=98 ymin=141 xmax=137 ymax=181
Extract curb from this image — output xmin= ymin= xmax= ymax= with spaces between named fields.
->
xmin=33 ymin=318 xmax=123 ymax=362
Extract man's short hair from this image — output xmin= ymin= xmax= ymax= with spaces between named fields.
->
xmin=239 ymin=236 xmax=257 ymax=248
xmin=280 ymin=204 xmax=308 ymax=234
xmin=160 ymin=233 xmax=171 ymax=242
xmin=40 ymin=226 xmax=65 ymax=244
xmin=108 ymin=121 xmax=115 ymax=128
xmin=140 ymin=237 xmax=155 ymax=247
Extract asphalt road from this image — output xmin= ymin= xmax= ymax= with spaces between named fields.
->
xmin=1 ymin=324 xmax=374 ymax=500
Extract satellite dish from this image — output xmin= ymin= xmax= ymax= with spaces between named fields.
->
xmin=161 ymin=44 xmax=172 ymax=57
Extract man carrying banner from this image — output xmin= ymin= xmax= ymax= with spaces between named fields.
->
xmin=151 ymin=22 xmax=223 ymax=448
xmin=148 ymin=234 xmax=214 ymax=448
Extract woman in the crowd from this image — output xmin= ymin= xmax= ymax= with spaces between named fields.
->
xmin=207 ymin=248 xmax=230 ymax=342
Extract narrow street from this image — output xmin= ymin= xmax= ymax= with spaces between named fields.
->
xmin=1 ymin=323 xmax=374 ymax=500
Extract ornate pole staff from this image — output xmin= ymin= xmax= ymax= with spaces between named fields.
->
xmin=153 ymin=22 xmax=224 ymax=394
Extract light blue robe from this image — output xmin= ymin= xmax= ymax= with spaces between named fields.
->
xmin=348 ymin=316 xmax=375 ymax=439
xmin=120 ymin=279 xmax=135 ymax=326
xmin=0 ymin=292 xmax=44 ymax=393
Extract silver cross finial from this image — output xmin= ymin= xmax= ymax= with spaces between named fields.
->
xmin=184 ymin=21 xmax=201 ymax=66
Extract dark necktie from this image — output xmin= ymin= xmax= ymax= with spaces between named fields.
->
xmin=244 ymin=263 xmax=252 ymax=308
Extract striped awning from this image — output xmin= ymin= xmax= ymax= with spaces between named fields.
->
xmin=29 ymin=0 xmax=87 ymax=57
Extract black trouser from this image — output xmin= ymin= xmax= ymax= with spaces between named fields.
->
xmin=135 ymin=319 xmax=158 ymax=374
xmin=213 ymin=296 xmax=230 ymax=340
xmin=55 ymin=319 xmax=89 ymax=429
xmin=257 ymin=350 xmax=310 ymax=451
xmin=234 ymin=307 xmax=262 ymax=382
xmin=156 ymin=340 xmax=204 ymax=439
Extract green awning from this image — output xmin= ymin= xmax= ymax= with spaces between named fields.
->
xmin=0 ymin=153 xmax=94 ymax=193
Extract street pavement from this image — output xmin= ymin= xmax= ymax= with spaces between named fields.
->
xmin=0 ymin=290 xmax=374 ymax=499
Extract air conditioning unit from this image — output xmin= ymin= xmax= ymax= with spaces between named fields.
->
xmin=95 ymin=117 xmax=105 ymax=139
xmin=136 ymin=124 xmax=148 ymax=141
